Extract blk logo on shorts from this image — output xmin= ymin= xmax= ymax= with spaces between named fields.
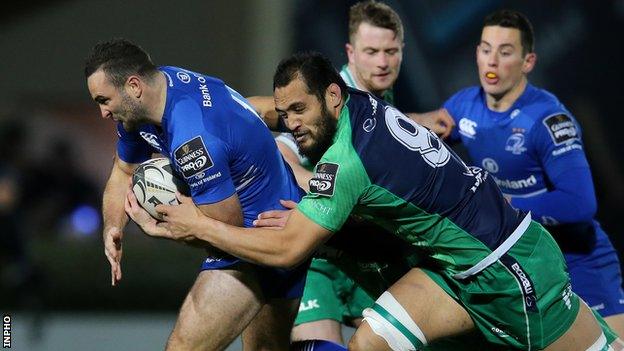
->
xmin=501 ymin=255 xmax=538 ymax=313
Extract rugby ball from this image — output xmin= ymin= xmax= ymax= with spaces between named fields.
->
xmin=132 ymin=158 xmax=190 ymax=220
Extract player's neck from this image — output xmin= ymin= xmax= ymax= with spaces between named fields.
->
xmin=348 ymin=64 xmax=387 ymax=99
xmin=335 ymin=101 xmax=345 ymax=120
xmin=146 ymin=72 xmax=168 ymax=125
xmin=485 ymin=77 xmax=527 ymax=112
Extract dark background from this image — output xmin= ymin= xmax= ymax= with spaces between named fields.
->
xmin=1 ymin=0 xmax=622 ymax=315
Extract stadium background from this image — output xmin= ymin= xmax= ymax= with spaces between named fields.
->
xmin=1 ymin=1 xmax=622 ymax=350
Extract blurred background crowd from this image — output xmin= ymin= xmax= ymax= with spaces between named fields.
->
xmin=1 ymin=0 xmax=622 ymax=350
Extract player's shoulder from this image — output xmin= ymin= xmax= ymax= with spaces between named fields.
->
xmin=159 ymin=66 xmax=225 ymax=91
xmin=159 ymin=66 xmax=195 ymax=87
xmin=523 ymin=84 xmax=573 ymax=122
xmin=444 ymin=86 xmax=482 ymax=115
xmin=522 ymin=85 xmax=581 ymax=144
xmin=321 ymin=110 xmax=364 ymax=172
xmin=345 ymin=88 xmax=387 ymax=124
xmin=160 ymin=66 xmax=224 ymax=123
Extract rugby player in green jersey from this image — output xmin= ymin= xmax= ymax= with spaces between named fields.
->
xmin=131 ymin=51 xmax=622 ymax=350
xmin=249 ymin=3 xmax=454 ymax=347
xmin=269 ymin=1 xmax=452 ymax=347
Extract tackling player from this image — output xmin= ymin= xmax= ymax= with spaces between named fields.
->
xmin=251 ymin=2 xmax=454 ymax=348
xmin=282 ymin=1 xmax=408 ymax=346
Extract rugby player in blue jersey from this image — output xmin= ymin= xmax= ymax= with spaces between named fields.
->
xmin=413 ymin=9 xmax=624 ymax=337
xmin=144 ymin=52 xmax=622 ymax=350
xmin=85 ymin=39 xmax=306 ymax=351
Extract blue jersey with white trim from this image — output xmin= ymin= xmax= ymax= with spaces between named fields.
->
xmin=443 ymin=84 xmax=608 ymax=247
xmin=117 ymin=66 xmax=302 ymax=226
xmin=445 ymin=84 xmax=588 ymax=201
xmin=442 ymin=85 xmax=624 ymax=319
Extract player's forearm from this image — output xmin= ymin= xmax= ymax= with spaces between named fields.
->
xmin=407 ymin=112 xmax=431 ymax=127
xmin=407 ymin=109 xmax=455 ymax=139
xmin=511 ymin=191 xmax=595 ymax=224
xmin=285 ymin=161 xmax=312 ymax=192
xmin=247 ymin=96 xmax=284 ymax=131
xmin=102 ymin=160 xmax=133 ymax=233
xmin=510 ymin=167 xmax=597 ymax=224
xmin=194 ymin=217 xmax=306 ymax=269
xmin=276 ymin=141 xmax=312 ymax=191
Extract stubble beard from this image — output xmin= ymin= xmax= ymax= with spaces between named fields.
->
xmin=298 ymin=103 xmax=337 ymax=165
xmin=120 ymin=92 xmax=150 ymax=131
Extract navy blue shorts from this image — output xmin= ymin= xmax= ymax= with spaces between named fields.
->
xmin=201 ymin=255 xmax=309 ymax=300
xmin=565 ymin=225 xmax=624 ymax=317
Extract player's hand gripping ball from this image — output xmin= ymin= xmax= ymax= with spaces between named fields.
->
xmin=132 ymin=158 xmax=190 ymax=220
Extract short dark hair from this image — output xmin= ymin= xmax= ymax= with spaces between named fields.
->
xmin=483 ymin=10 xmax=534 ymax=55
xmin=84 ymin=38 xmax=158 ymax=87
xmin=273 ymin=52 xmax=348 ymax=103
xmin=349 ymin=1 xmax=404 ymax=43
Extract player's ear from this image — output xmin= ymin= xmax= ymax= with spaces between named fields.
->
xmin=126 ymin=75 xmax=143 ymax=98
xmin=522 ymin=52 xmax=537 ymax=74
xmin=346 ymin=43 xmax=355 ymax=63
xmin=326 ymin=83 xmax=343 ymax=110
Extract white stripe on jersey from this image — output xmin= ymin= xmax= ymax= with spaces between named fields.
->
xmin=226 ymin=85 xmax=264 ymax=124
xmin=504 ymin=188 xmax=548 ymax=199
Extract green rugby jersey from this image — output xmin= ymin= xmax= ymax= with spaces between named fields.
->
xmin=298 ymin=88 xmax=525 ymax=274
xmin=339 ymin=64 xmax=395 ymax=105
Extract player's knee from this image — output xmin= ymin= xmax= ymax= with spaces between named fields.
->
xmin=188 ymin=285 xmax=209 ymax=312
xmin=611 ymin=338 xmax=624 ymax=351
xmin=167 ymin=333 xmax=212 ymax=351
xmin=166 ymin=332 xmax=192 ymax=351
xmin=353 ymin=292 xmax=427 ymax=351
xmin=166 ymin=318 xmax=204 ymax=351
xmin=292 ymin=320 xmax=343 ymax=343
xmin=348 ymin=326 xmax=381 ymax=351
xmin=585 ymin=333 xmax=616 ymax=351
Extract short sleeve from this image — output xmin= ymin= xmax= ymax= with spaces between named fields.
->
xmin=297 ymin=153 xmax=369 ymax=232
xmin=116 ymin=123 xmax=153 ymax=164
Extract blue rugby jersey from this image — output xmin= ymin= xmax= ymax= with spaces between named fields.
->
xmin=444 ymin=84 xmax=603 ymax=251
xmin=117 ymin=66 xmax=302 ymax=227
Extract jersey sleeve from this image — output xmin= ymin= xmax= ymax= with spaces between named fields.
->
xmin=297 ymin=153 xmax=369 ymax=232
xmin=511 ymin=112 xmax=596 ymax=224
xmin=116 ymin=123 xmax=153 ymax=164
xmin=510 ymin=167 xmax=597 ymax=224
xmin=529 ymin=112 xmax=589 ymax=180
xmin=168 ymin=96 xmax=236 ymax=205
